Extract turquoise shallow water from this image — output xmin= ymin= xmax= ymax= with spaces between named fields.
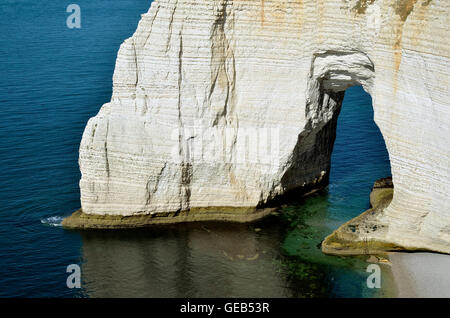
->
xmin=0 ymin=0 xmax=391 ymax=297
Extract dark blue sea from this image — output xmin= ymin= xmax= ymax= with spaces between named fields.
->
xmin=0 ymin=0 xmax=392 ymax=297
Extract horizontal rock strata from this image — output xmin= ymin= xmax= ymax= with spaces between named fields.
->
xmin=69 ymin=0 xmax=449 ymax=253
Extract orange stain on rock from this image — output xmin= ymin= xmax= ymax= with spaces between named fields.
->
xmin=352 ymin=0 xmax=376 ymax=14
xmin=393 ymin=27 xmax=403 ymax=73
xmin=391 ymin=0 xmax=431 ymax=94
xmin=296 ymin=0 xmax=304 ymax=34
xmin=261 ymin=0 xmax=265 ymax=26
xmin=410 ymin=0 xmax=432 ymax=47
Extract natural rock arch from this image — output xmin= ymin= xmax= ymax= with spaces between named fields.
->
xmin=63 ymin=0 xmax=450 ymax=254
xmin=279 ymin=51 xmax=377 ymax=196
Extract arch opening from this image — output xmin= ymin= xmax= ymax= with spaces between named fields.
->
xmin=300 ymin=51 xmax=398 ymax=255
xmin=279 ymin=51 xmax=395 ymax=255
xmin=329 ymin=85 xmax=392 ymax=221
xmin=319 ymin=84 xmax=395 ymax=255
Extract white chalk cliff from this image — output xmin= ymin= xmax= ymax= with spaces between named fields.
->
xmin=73 ymin=0 xmax=449 ymax=253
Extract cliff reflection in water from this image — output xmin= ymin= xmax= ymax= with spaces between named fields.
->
xmin=79 ymin=215 xmax=330 ymax=297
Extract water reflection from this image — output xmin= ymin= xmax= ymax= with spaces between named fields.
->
xmin=79 ymin=214 xmax=335 ymax=298
xmin=81 ymin=217 xmax=275 ymax=297
xmin=78 ymin=193 xmax=394 ymax=298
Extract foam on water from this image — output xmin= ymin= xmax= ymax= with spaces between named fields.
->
xmin=40 ymin=216 xmax=64 ymax=227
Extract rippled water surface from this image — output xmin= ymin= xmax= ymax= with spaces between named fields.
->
xmin=0 ymin=0 xmax=392 ymax=297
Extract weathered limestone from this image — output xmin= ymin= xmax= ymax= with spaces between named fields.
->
xmin=322 ymin=177 xmax=402 ymax=255
xmin=62 ymin=207 xmax=276 ymax=229
xmin=66 ymin=0 xmax=449 ymax=254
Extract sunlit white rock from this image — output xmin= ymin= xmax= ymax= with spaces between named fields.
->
xmin=77 ymin=0 xmax=449 ymax=253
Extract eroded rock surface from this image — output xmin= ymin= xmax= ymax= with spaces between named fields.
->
xmin=322 ymin=177 xmax=399 ymax=255
xmin=72 ymin=0 xmax=449 ymax=253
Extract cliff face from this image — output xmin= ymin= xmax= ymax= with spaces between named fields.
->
xmin=75 ymin=0 xmax=449 ymax=253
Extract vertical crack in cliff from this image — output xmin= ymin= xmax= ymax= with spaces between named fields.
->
xmin=180 ymin=162 xmax=193 ymax=211
xmin=145 ymin=162 xmax=167 ymax=206
xmin=210 ymin=1 xmax=236 ymax=128
xmin=165 ymin=0 xmax=179 ymax=53
xmin=143 ymin=3 xmax=161 ymax=48
xmin=104 ymin=119 xmax=110 ymax=180
xmin=223 ymin=1 xmax=236 ymax=127
xmin=177 ymin=26 xmax=192 ymax=210
xmin=133 ymin=40 xmax=138 ymax=87
xmin=177 ymin=32 xmax=183 ymax=132
xmin=132 ymin=39 xmax=141 ymax=115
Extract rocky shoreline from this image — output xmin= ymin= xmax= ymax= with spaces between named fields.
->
xmin=62 ymin=177 xmax=328 ymax=229
xmin=321 ymin=177 xmax=423 ymax=255
xmin=62 ymin=206 xmax=277 ymax=229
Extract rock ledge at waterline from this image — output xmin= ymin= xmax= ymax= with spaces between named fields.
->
xmin=65 ymin=1 xmax=449 ymax=254
xmin=322 ymin=177 xmax=404 ymax=255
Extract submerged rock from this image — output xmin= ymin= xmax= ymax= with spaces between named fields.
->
xmin=68 ymin=1 xmax=449 ymax=254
